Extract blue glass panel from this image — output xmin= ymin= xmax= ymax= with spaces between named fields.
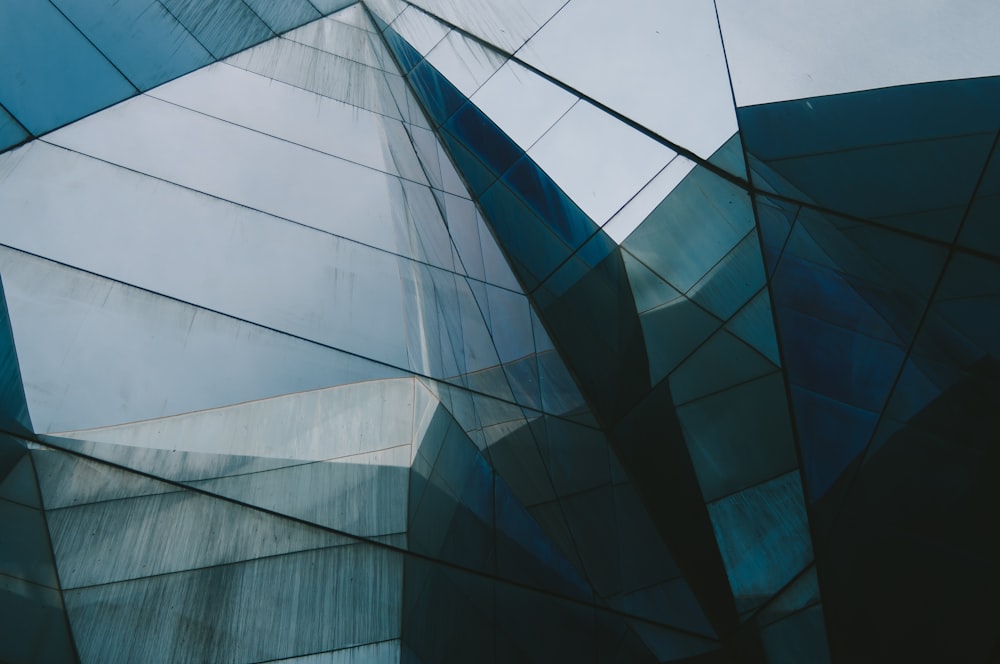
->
xmin=669 ymin=329 xmax=776 ymax=406
xmin=754 ymin=196 xmax=798 ymax=278
xmin=160 ymin=0 xmax=273 ymax=59
xmin=444 ymin=102 xmax=522 ymax=179
xmin=958 ymin=148 xmax=1000 ymax=257
xmin=689 ymin=230 xmax=767 ymax=321
xmin=724 ymin=289 xmax=781 ymax=366
xmin=406 ymin=60 xmax=466 ymax=126
xmin=708 ymin=471 xmax=812 ymax=614
xmin=707 ymin=131 xmax=748 ymax=180
xmin=777 ymin=307 xmax=905 ymax=413
xmin=502 ymin=155 xmax=599 ymax=253
xmin=0 ymin=278 xmax=32 ymax=435
xmin=479 ymin=182 xmax=575 ymax=289
xmin=739 ymin=76 xmax=1000 ymax=161
xmin=760 ymin=604 xmax=831 ymax=664
xmin=0 ymin=576 xmax=76 ymax=664
xmin=0 ymin=499 xmax=58 ymax=588
xmin=791 ymin=386 xmax=879 ymax=499
xmin=639 ymin=296 xmax=721 ymax=386
xmin=242 ymin=0 xmax=320 ymax=34
xmin=382 ymin=26 xmax=424 ymax=74
xmin=0 ymin=444 xmax=39 ymax=509
xmin=0 ymin=0 xmax=136 ymax=135
xmin=51 ymin=0 xmax=213 ymax=90
xmin=494 ymin=473 xmax=590 ymax=598
xmin=440 ymin=132 xmax=497 ymax=196
xmin=0 ymin=106 xmax=29 ymax=152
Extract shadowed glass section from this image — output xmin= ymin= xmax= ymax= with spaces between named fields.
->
xmin=0 ymin=436 xmax=76 ymax=664
xmin=0 ymin=277 xmax=32 ymax=435
xmin=0 ymin=107 xmax=28 ymax=153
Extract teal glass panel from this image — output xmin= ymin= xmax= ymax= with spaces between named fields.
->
xmin=160 ymin=0 xmax=273 ymax=59
xmin=0 ymin=278 xmax=32 ymax=435
xmin=51 ymin=0 xmax=212 ymax=90
xmin=0 ymin=106 xmax=29 ymax=152
xmin=0 ymin=0 xmax=136 ymax=135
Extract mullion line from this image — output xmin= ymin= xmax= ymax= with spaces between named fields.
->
xmin=823 ymin=128 xmax=1000 ymax=532
xmin=25 ymin=431 xmax=722 ymax=640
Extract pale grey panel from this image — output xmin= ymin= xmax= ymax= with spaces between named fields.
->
xmin=716 ymin=0 xmax=1000 ymax=107
xmin=0 ymin=143 xmax=418 ymax=371
xmin=265 ymin=640 xmax=401 ymax=663
xmin=469 ymin=59 xmax=578 ymax=151
xmin=425 ymin=30 xmax=507 ymax=97
xmin=483 ymin=285 xmax=535 ymax=364
xmin=0 ymin=248 xmax=403 ymax=433
xmin=65 ymin=544 xmax=403 ymax=664
xmin=520 ymin=0 xmax=738 ymax=159
xmin=189 ymin=450 xmax=410 ymax=537
xmin=478 ymin=211 xmax=523 ymax=292
xmin=150 ymin=64 xmax=424 ymax=183
xmin=443 ymin=193 xmax=486 ymax=282
xmin=284 ymin=17 xmax=384 ymax=67
xmin=364 ymin=0 xmax=407 ymax=26
xmin=389 ymin=7 xmax=449 ymax=56
xmin=603 ymin=157 xmax=696 ymax=245
xmin=405 ymin=0 xmax=567 ymax=53
xmin=57 ymin=378 xmax=417 ymax=461
xmin=40 ymin=436 xmax=332 ymax=484
xmin=226 ymin=37 xmax=402 ymax=117
xmin=708 ymin=471 xmax=813 ymax=613
xmin=45 ymin=96 xmax=414 ymax=259
xmin=397 ymin=179 xmax=457 ymax=271
xmin=329 ymin=4 xmax=377 ymax=31
xmin=528 ymin=101 xmax=675 ymax=224
xmin=32 ymin=447 xmax=178 ymax=510
xmin=47 ymin=483 xmax=351 ymax=588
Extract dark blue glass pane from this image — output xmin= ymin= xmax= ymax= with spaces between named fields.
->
xmin=444 ymin=103 xmax=522 ymax=179
xmin=0 ymin=106 xmax=29 ymax=152
xmin=243 ymin=0 xmax=320 ymax=34
xmin=160 ymin=0 xmax=273 ymax=59
xmin=382 ymin=26 xmax=424 ymax=73
xmin=739 ymin=76 xmax=1000 ymax=161
xmin=502 ymin=156 xmax=599 ymax=252
xmin=0 ymin=0 xmax=136 ymax=135
xmin=0 ymin=279 xmax=32 ymax=435
xmin=440 ymin=132 xmax=497 ymax=196
xmin=479 ymin=182 xmax=575 ymax=288
xmin=754 ymin=196 xmax=798 ymax=278
xmin=777 ymin=306 xmax=905 ymax=413
xmin=791 ymin=386 xmax=879 ymax=498
xmin=52 ymin=0 xmax=213 ymax=90
xmin=958 ymin=147 xmax=1000 ymax=257
xmin=406 ymin=60 xmax=465 ymax=126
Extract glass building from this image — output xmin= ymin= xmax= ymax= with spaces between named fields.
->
xmin=1 ymin=1 xmax=998 ymax=662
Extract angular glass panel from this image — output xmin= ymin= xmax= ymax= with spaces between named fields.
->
xmin=405 ymin=0 xmax=566 ymax=53
xmin=603 ymin=156 xmax=696 ymax=245
xmin=669 ymin=329 xmax=777 ymax=406
xmin=0 ymin=450 xmax=40 ymax=509
xmin=958 ymin=147 xmax=1000 ymax=258
xmin=724 ymin=289 xmax=782 ymax=366
xmin=285 ymin=16 xmax=382 ymax=67
xmin=0 ymin=574 xmax=76 ymax=664
xmin=678 ymin=373 xmax=798 ymax=501
xmin=0 ymin=0 xmax=135 ymax=135
xmin=65 ymin=543 xmax=403 ymax=664
xmin=717 ymin=0 xmax=1000 ymax=106
xmin=0 ymin=277 xmax=32 ymax=435
xmin=688 ymin=231 xmax=767 ymax=322
xmin=226 ymin=37 xmax=401 ymax=117
xmin=0 ymin=499 xmax=58 ymax=588
xmin=425 ymin=29 xmax=506 ymax=97
xmin=51 ymin=0 xmax=213 ymax=90
xmin=708 ymin=471 xmax=813 ymax=614
xmin=0 ymin=105 xmax=28 ymax=151
xmin=520 ymin=0 xmax=738 ymax=160
xmin=159 ymin=0 xmax=273 ymax=59
xmin=623 ymin=165 xmax=755 ymax=293
xmin=756 ymin=566 xmax=821 ymax=626
xmin=639 ymin=296 xmax=722 ymax=386
xmin=151 ymin=64 xmax=425 ymax=183
xmin=470 ymin=60 xmax=578 ymax=151
xmin=242 ymin=0 xmax=320 ymax=34
xmin=759 ymin=604 xmax=831 ymax=664
xmin=312 ymin=0 xmax=361 ymax=13
xmin=389 ymin=7 xmax=449 ymax=57
xmin=406 ymin=59 xmax=466 ymax=125
xmin=0 ymin=248 xmax=404 ymax=433
xmin=528 ymin=100 xmax=675 ymax=224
